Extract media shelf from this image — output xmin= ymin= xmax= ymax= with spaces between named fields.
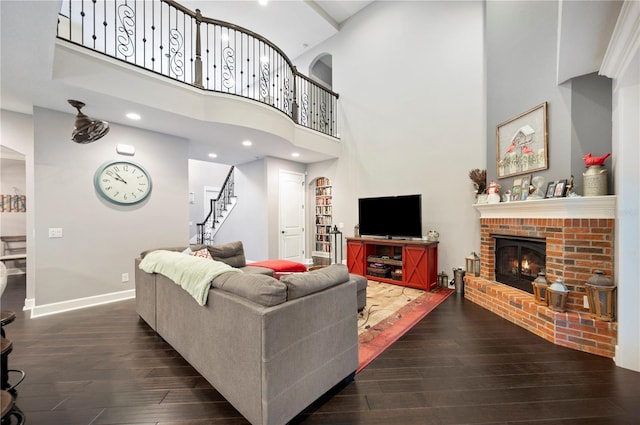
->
xmin=347 ymin=237 xmax=438 ymax=290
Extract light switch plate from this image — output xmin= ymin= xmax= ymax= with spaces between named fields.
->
xmin=48 ymin=228 xmax=63 ymax=238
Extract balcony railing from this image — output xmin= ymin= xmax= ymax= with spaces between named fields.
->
xmin=57 ymin=0 xmax=339 ymax=138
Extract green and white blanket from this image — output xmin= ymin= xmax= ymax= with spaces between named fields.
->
xmin=139 ymin=250 xmax=241 ymax=305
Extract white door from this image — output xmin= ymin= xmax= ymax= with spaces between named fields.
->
xmin=279 ymin=170 xmax=305 ymax=261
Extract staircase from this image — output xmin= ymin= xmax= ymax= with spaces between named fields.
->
xmin=196 ymin=166 xmax=236 ymax=244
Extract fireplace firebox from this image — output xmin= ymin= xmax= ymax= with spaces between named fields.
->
xmin=494 ymin=235 xmax=546 ymax=294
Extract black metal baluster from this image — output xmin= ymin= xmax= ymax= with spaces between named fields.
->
xmin=150 ymin=0 xmax=155 ymax=71
xmin=159 ymin=0 xmax=163 ymax=75
xmin=103 ymin=0 xmax=107 ymax=53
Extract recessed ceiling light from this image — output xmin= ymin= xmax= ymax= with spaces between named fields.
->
xmin=208 ymin=153 xmax=218 ymax=158
xmin=126 ymin=112 xmax=141 ymax=120
xmin=291 ymin=152 xmax=300 ymax=157
xmin=242 ymin=140 xmax=252 ymax=147
xmin=258 ymin=0 xmax=268 ymax=6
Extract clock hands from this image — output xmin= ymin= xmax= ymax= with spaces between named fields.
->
xmin=112 ymin=171 xmax=128 ymax=184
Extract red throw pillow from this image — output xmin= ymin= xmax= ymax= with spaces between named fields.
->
xmin=249 ymin=259 xmax=307 ymax=273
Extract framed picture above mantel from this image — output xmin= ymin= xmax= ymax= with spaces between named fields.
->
xmin=496 ymin=102 xmax=548 ymax=179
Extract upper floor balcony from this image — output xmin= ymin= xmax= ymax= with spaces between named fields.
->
xmin=57 ymin=0 xmax=339 ymax=141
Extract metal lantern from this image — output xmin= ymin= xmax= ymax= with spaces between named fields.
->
xmin=465 ymin=252 xmax=480 ymax=277
xmin=330 ymin=225 xmax=343 ymax=265
xmin=547 ymin=279 xmax=569 ymax=312
xmin=585 ymin=270 xmax=616 ymax=321
xmin=438 ymin=271 xmax=449 ymax=288
xmin=531 ymin=271 xmax=550 ymax=306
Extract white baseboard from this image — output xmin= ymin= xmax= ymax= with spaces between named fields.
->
xmin=29 ymin=289 xmax=135 ymax=318
xmin=23 ymin=298 xmax=34 ymax=311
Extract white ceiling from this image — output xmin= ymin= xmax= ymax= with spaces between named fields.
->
xmin=180 ymin=1 xmax=373 ymax=59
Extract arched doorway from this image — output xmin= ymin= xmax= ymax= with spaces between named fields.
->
xmin=309 ymin=53 xmax=333 ymax=89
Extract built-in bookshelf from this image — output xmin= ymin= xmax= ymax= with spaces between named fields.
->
xmin=313 ymin=177 xmax=332 ymax=261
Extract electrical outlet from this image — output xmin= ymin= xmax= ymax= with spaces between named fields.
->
xmin=583 ymin=295 xmax=589 ymax=308
xmin=122 ymin=273 xmax=129 ymax=283
xmin=48 ymin=228 xmax=63 ymax=238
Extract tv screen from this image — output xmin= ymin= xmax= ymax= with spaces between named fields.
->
xmin=358 ymin=194 xmax=422 ymax=239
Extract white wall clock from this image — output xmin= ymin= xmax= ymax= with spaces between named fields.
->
xmin=94 ymin=160 xmax=152 ymax=205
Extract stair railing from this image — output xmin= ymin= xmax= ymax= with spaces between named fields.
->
xmin=197 ymin=166 xmax=235 ymax=244
xmin=57 ymin=0 xmax=339 ymax=138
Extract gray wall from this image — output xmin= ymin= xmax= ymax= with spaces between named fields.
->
xmin=296 ymin=0 xmax=486 ymax=273
xmin=486 ymin=1 xmax=612 ymax=193
xmin=33 ymin=107 xmax=189 ymax=305
xmin=570 ymin=73 xmax=613 ymax=195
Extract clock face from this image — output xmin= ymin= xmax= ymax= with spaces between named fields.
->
xmin=94 ymin=160 xmax=152 ymax=205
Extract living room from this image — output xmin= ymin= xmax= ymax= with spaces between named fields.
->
xmin=1 ymin=0 xmax=638 ymax=382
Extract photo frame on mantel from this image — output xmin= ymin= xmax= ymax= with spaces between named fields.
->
xmin=496 ymin=102 xmax=548 ymax=179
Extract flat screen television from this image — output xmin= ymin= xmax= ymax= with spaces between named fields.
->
xmin=358 ymin=194 xmax=422 ymax=239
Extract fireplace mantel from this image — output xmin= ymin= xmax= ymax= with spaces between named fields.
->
xmin=473 ymin=195 xmax=616 ymax=219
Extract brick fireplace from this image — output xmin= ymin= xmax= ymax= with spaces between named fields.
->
xmin=466 ymin=196 xmax=617 ymax=358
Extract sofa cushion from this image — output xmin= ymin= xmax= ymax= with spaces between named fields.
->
xmin=280 ymin=264 xmax=349 ymax=300
xmin=239 ymin=265 xmax=275 ymax=276
xmin=212 ymin=271 xmax=287 ymax=307
xmin=207 ymin=241 xmax=246 ymax=268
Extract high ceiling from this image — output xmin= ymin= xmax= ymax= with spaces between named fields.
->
xmin=0 ymin=1 xmax=623 ymax=164
xmin=181 ymin=1 xmax=374 ymax=59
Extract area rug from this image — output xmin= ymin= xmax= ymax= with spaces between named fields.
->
xmin=357 ymin=281 xmax=454 ymax=372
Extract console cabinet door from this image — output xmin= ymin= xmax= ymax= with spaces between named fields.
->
xmin=347 ymin=240 xmax=365 ymax=276
xmin=404 ymin=245 xmax=437 ymax=290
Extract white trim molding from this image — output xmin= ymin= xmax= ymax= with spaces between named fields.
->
xmin=600 ymin=0 xmax=640 ymax=79
xmin=29 ymin=289 xmax=135 ymax=318
xmin=473 ymin=195 xmax=616 ymax=219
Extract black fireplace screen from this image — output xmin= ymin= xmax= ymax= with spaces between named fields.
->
xmin=494 ymin=236 xmax=546 ymax=294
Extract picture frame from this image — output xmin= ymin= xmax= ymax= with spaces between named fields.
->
xmin=520 ymin=175 xmax=531 ymax=201
xmin=496 ymin=102 xmax=548 ymax=179
xmin=511 ymin=177 xmax=522 ymax=201
xmin=545 ymin=182 xmax=557 ymax=198
xmin=554 ymin=179 xmax=567 ymax=198
xmin=511 ymin=186 xmax=521 ymax=201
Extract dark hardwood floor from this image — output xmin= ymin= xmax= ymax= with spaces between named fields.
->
xmin=2 ymin=273 xmax=639 ymax=425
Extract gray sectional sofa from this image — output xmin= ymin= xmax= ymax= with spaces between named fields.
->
xmin=135 ymin=241 xmax=359 ymax=425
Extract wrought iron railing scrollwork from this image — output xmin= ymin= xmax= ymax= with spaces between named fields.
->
xmin=57 ymin=0 xmax=339 ymax=138
xmin=196 ymin=166 xmax=235 ymax=244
